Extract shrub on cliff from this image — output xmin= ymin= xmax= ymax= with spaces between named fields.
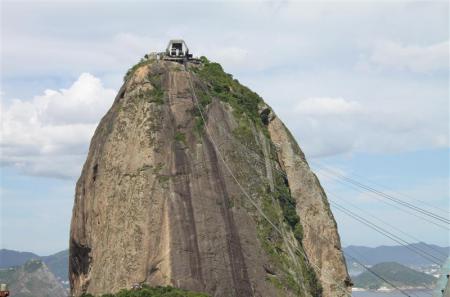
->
xmin=80 ymin=285 xmax=210 ymax=297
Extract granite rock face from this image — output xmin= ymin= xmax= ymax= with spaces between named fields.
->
xmin=69 ymin=57 xmax=350 ymax=297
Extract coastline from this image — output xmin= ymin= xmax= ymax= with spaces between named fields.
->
xmin=352 ymin=286 xmax=432 ymax=292
xmin=352 ymin=288 xmax=433 ymax=297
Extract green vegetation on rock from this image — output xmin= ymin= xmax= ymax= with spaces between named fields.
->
xmin=174 ymin=132 xmax=186 ymax=144
xmin=198 ymin=64 xmax=323 ymax=296
xmin=274 ymin=175 xmax=303 ymax=242
xmin=69 ymin=56 xmax=342 ymax=296
xmin=124 ymin=58 xmax=153 ymax=82
xmin=193 ymin=57 xmax=264 ymax=124
xmin=146 ymin=72 xmax=165 ymax=104
xmin=250 ymin=173 xmax=321 ymax=297
xmin=81 ymin=285 xmax=210 ymax=297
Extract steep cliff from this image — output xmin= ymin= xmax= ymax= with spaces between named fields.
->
xmin=69 ymin=56 xmax=350 ymax=297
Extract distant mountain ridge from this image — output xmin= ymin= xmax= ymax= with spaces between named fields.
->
xmin=0 ymin=259 xmax=67 ymax=297
xmin=40 ymin=250 xmax=69 ymax=282
xmin=352 ymin=262 xmax=437 ymax=289
xmin=2 ymin=242 xmax=447 ymax=284
xmin=0 ymin=249 xmax=39 ymax=268
xmin=0 ymin=249 xmax=69 ymax=282
xmin=344 ymin=243 xmax=449 ymax=266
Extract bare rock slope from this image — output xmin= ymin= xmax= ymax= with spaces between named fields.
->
xmin=69 ymin=57 xmax=350 ymax=297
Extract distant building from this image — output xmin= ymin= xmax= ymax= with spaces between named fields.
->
xmin=0 ymin=284 xmax=9 ymax=297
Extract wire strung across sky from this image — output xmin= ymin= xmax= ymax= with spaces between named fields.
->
xmin=317 ymin=169 xmax=450 ymax=231
xmin=329 ymin=199 xmax=445 ymax=266
xmin=327 ymin=189 xmax=449 ymax=259
xmin=344 ymin=246 xmax=436 ymax=295
xmin=312 ymin=162 xmax=450 ymax=225
xmin=220 ymin=130 xmax=449 ymax=233
xmin=219 ymin=119 xmax=449 ymax=264
xmin=337 ymin=168 xmax=450 ymax=216
xmin=344 ymin=253 xmax=423 ymax=297
xmin=210 ymin=116 xmax=449 ymax=230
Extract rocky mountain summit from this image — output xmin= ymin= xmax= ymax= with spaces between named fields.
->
xmin=0 ymin=248 xmax=69 ymax=285
xmin=69 ymin=55 xmax=350 ymax=297
xmin=0 ymin=259 xmax=66 ymax=297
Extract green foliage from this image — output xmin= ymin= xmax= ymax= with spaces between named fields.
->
xmin=271 ymin=174 xmax=322 ymax=296
xmin=157 ymin=175 xmax=170 ymax=184
xmin=232 ymin=118 xmax=258 ymax=149
xmin=303 ymin=263 xmax=323 ymax=297
xmin=194 ymin=116 xmax=204 ymax=137
xmin=191 ymin=57 xmax=272 ymax=140
xmin=199 ymin=56 xmax=210 ymax=64
xmin=147 ymin=73 xmax=165 ymax=104
xmin=124 ymin=58 xmax=152 ymax=82
xmin=152 ymin=163 xmax=164 ymax=174
xmin=255 ymin=190 xmax=305 ymax=296
xmin=293 ymin=223 xmax=303 ymax=242
xmin=189 ymin=89 xmax=210 ymax=140
xmin=197 ymin=89 xmax=212 ymax=108
xmin=174 ymin=132 xmax=186 ymax=144
xmin=274 ymin=175 xmax=302 ymax=241
xmin=257 ymin=191 xmax=283 ymax=258
xmin=82 ymin=285 xmax=210 ymax=297
xmin=192 ymin=57 xmax=322 ymax=296
xmin=194 ymin=59 xmax=264 ymax=124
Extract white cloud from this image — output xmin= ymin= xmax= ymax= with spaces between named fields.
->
xmin=295 ymin=97 xmax=362 ymax=115
xmin=1 ymin=33 xmax=165 ymax=79
xmin=368 ymin=40 xmax=449 ymax=73
xmin=209 ymin=46 xmax=250 ymax=68
xmin=1 ymin=73 xmax=116 ymax=178
xmin=1 ymin=1 xmax=448 ymax=171
xmin=279 ymin=95 xmax=449 ymax=158
xmin=0 ymin=1 xmax=448 ymax=253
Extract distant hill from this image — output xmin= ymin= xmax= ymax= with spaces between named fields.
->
xmin=0 ymin=249 xmax=68 ymax=283
xmin=353 ymin=262 xmax=437 ymax=289
xmin=344 ymin=243 xmax=449 ymax=266
xmin=0 ymin=249 xmax=39 ymax=267
xmin=41 ymin=249 xmax=69 ymax=281
xmin=0 ymin=259 xmax=67 ymax=297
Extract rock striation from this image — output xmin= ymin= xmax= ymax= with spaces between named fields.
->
xmin=69 ymin=56 xmax=350 ymax=297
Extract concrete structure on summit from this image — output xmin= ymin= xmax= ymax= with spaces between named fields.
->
xmin=162 ymin=39 xmax=200 ymax=64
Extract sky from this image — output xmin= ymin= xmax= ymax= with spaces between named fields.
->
xmin=0 ymin=0 xmax=449 ymax=256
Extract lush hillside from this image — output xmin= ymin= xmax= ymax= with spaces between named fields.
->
xmin=80 ymin=286 xmax=210 ymax=297
xmin=345 ymin=243 xmax=449 ymax=266
xmin=353 ymin=262 xmax=437 ymax=289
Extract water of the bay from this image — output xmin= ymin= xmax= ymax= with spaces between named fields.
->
xmin=352 ymin=290 xmax=433 ymax=297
